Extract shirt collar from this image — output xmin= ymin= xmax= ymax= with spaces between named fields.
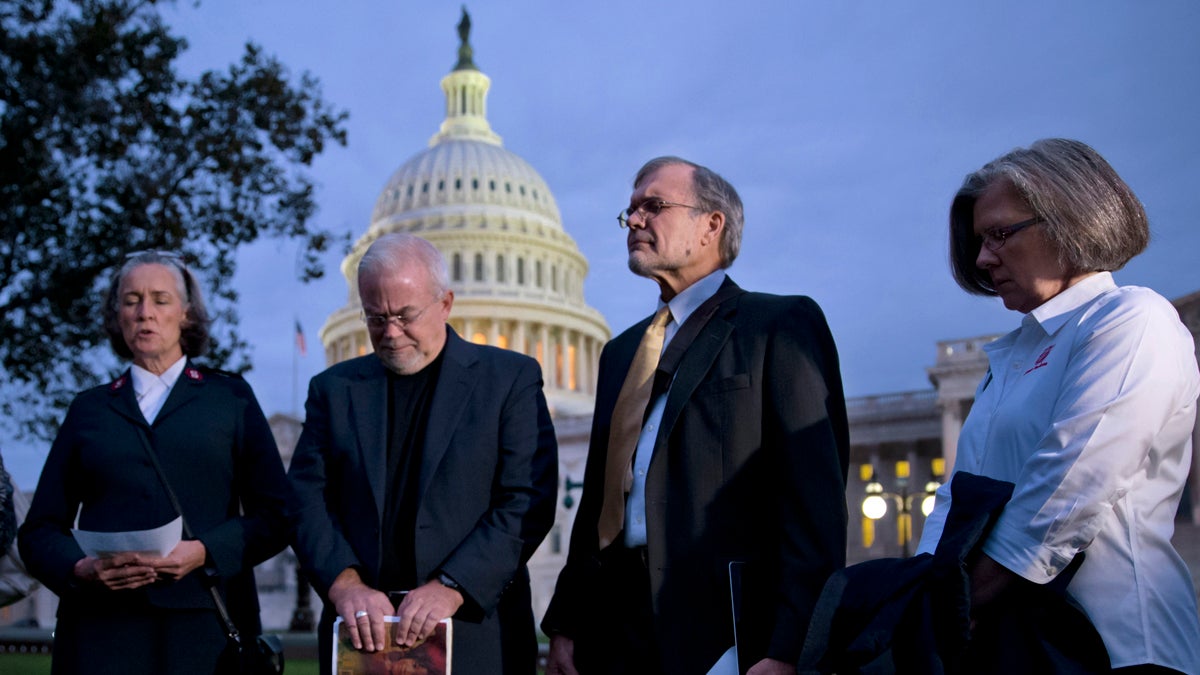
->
xmin=130 ymin=355 xmax=188 ymax=395
xmin=1025 ymin=271 xmax=1116 ymax=336
xmin=660 ymin=269 xmax=727 ymax=329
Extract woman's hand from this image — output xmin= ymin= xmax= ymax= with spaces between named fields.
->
xmin=73 ymin=552 xmax=158 ymax=591
xmin=145 ymin=539 xmax=208 ymax=582
xmin=969 ymin=553 xmax=1018 ymax=610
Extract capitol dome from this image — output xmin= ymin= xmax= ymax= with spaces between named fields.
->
xmin=320 ymin=19 xmax=609 ymax=416
xmin=370 ymin=140 xmax=563 ymax=229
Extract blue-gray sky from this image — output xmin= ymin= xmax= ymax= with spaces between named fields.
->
xmin=5 ymin=1 xmax=1200 ymax=488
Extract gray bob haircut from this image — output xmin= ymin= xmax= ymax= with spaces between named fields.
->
xmin=634 ymin=156 xmax=744 ymax=268
xmin=949 ymin=138 xmax=1149 ymax=296
xmin=103 ymin=251 xmax=212 ymax=360
xmin=357 ymin=233 xmax=450 ymax=297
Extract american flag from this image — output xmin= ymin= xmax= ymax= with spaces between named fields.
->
xmin=295 ymin=319 xmax=307 ymax=356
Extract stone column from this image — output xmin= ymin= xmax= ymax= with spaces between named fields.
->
xmin=539 ymin=323 xmax=551 ymax=385
xmin=939 ymin=400 xmax=963 ymax=474
xmin=515 ymin=320 xmax=528 ymax=355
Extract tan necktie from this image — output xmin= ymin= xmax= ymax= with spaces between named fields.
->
xmin=597 ymin=306 xmax=671 ymax=549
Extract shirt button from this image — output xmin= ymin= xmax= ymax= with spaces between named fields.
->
xmin=1046 ymin=566 xmax=1058 ymax=576
xmin=638 ymin=469 xmax=645 ymax=476
xmin=636 ymin=516 xmax=643 ymax=524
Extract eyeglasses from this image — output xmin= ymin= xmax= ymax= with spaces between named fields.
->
xmin=125 ymin=249 xmax=187 ymax=265
xmin=361 ymin=297 xmax=442 ymax=330
xmin=617 ymin=198 xmax=703 ymax=228
xmin=980 ymin=217 xmax=1042 ymax=251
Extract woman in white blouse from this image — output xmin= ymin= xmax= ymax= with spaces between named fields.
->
xmin=916 ymin=138 xmax=1200 ymax=674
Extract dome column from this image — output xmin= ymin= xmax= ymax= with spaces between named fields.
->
xmin=515 ymin=320 xmax=528 ymax=355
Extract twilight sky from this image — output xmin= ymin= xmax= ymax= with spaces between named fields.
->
xmin=5 ymin=1 xmax=1200 ymax=487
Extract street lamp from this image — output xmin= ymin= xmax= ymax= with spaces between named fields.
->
xmin=562 ymin=475 xmax=585 ymax=509
xmin=860 ymin=458 xmax=944 ymax=557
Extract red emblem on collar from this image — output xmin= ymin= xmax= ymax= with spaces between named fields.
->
xmin=110 ymin=376 xmax=127 ymax=391
xmin=185 ymin=367 xmax=203 ymax=381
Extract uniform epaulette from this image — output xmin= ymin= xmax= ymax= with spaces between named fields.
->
xmin=193 ymin=365 xmax=246 ymax=382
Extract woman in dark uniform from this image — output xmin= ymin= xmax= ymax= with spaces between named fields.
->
xmin=20 ymin=251 xmax=290 ymax=674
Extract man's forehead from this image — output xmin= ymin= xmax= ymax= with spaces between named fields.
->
xmin=359 ymin=268 xmax=432 ymax=300
xmin=634 ymin=163 xmax=694 ymax=196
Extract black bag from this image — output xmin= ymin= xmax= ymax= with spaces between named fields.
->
xmin=219 ymin=633 xmax=285 ymax=675
xmin=136 ymin=428 xmax=285 ymax=674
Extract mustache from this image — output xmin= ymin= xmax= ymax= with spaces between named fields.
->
xmin=628 ymin=233 xmax=655 ymax=246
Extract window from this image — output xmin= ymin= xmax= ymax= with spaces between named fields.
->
xmin=517 ymin=258 xmax=525 ymax=285
xmin=451 ymin=253 xmax=463 ymax=281
xmin=496 ymin=254 xmax=506 ymax=283
xmin=474 ymin=253 xmax=484 ymax=281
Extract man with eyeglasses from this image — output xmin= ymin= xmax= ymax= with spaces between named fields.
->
xmin=288 ymin=233 xmax=558 ymax=674
xmin=542 ymin=157 xmax=850 ymax=674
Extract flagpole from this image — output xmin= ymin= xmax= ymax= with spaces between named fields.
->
xmin=292 ymin=317 xmax=303 ymax=418
xmin=292 ymin=331 xmax=298 ymax=418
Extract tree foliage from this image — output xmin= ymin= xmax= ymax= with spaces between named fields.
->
xmin=0 ymin=0 xmax=348 ymax=439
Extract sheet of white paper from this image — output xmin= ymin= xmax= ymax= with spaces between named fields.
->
xmin=71 ymin=516 xmax=182 ymax=558
xmin=706 ymin=646 xmax=738 ymax=675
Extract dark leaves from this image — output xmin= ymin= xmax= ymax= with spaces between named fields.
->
xmin=0 ymin=0 xmax=348 ymax=439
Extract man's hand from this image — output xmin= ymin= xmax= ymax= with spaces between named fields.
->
xmin=545 ymin=634 xmax=580 ymax=675
xmin=394 ymin=578 xmax=464 ymax=647
xmin=328 ymin=568 xmax=395 ymax=652
xmin=747 ymin=657 xmax=797 ymax=674
xmin=73 ymin=552 xmax=157 ymax=591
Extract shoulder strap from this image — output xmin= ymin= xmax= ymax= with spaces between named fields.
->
xmin=134 ymin=428 xmax=243 ymax=644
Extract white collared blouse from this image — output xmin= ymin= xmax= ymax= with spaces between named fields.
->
xmin=917 ymin=272 xmax=1200 ymax=672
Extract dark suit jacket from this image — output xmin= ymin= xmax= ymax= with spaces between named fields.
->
xmin=19 ymin=362 xmax=289 ymax=671
xmin=287 ymin=328 xmax=558 ymax=674
xmin=543 ymin=278 xmax=850 ymax=674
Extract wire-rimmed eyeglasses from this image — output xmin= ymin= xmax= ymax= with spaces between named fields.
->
xmin=360 ymin=297 xmax=441 ymax=331
xmin=617 ymin=198 xmax=703 ymax=228
xmin=980 ymin=217 xmax=1042 ymax=251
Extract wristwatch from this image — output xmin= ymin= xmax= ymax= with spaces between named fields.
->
xmin=436 ymin=572 xmax=462 ymax=592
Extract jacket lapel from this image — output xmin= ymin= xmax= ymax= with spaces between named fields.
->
xmin=657 ymin=292 xmax=741 ymax=445
xmin=348 ymin=358 xmax=390 ymax=520
xmin=106 ymin=369 xmax=147 ymax=428
xmin=418 ymin=330 xmax=477 ymax=499
xmin=153 ymin=361 xmax=203 ymax=426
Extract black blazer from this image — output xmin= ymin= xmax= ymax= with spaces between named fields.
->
xmin=287 ymin=329 xmax=558 ymax=674
xmin=19 ymin=362 xmax=289 ymax=635
xmin=544 ymin=278 xmax=850 ymax=674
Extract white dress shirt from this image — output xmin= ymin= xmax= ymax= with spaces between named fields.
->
xmin=624 ymin=270 xmax=727 ymax=548
xmin=131 ymin=356 xmax=187 ymax=424
xmin=916 ymin=272 xmax=1200 ymax=672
